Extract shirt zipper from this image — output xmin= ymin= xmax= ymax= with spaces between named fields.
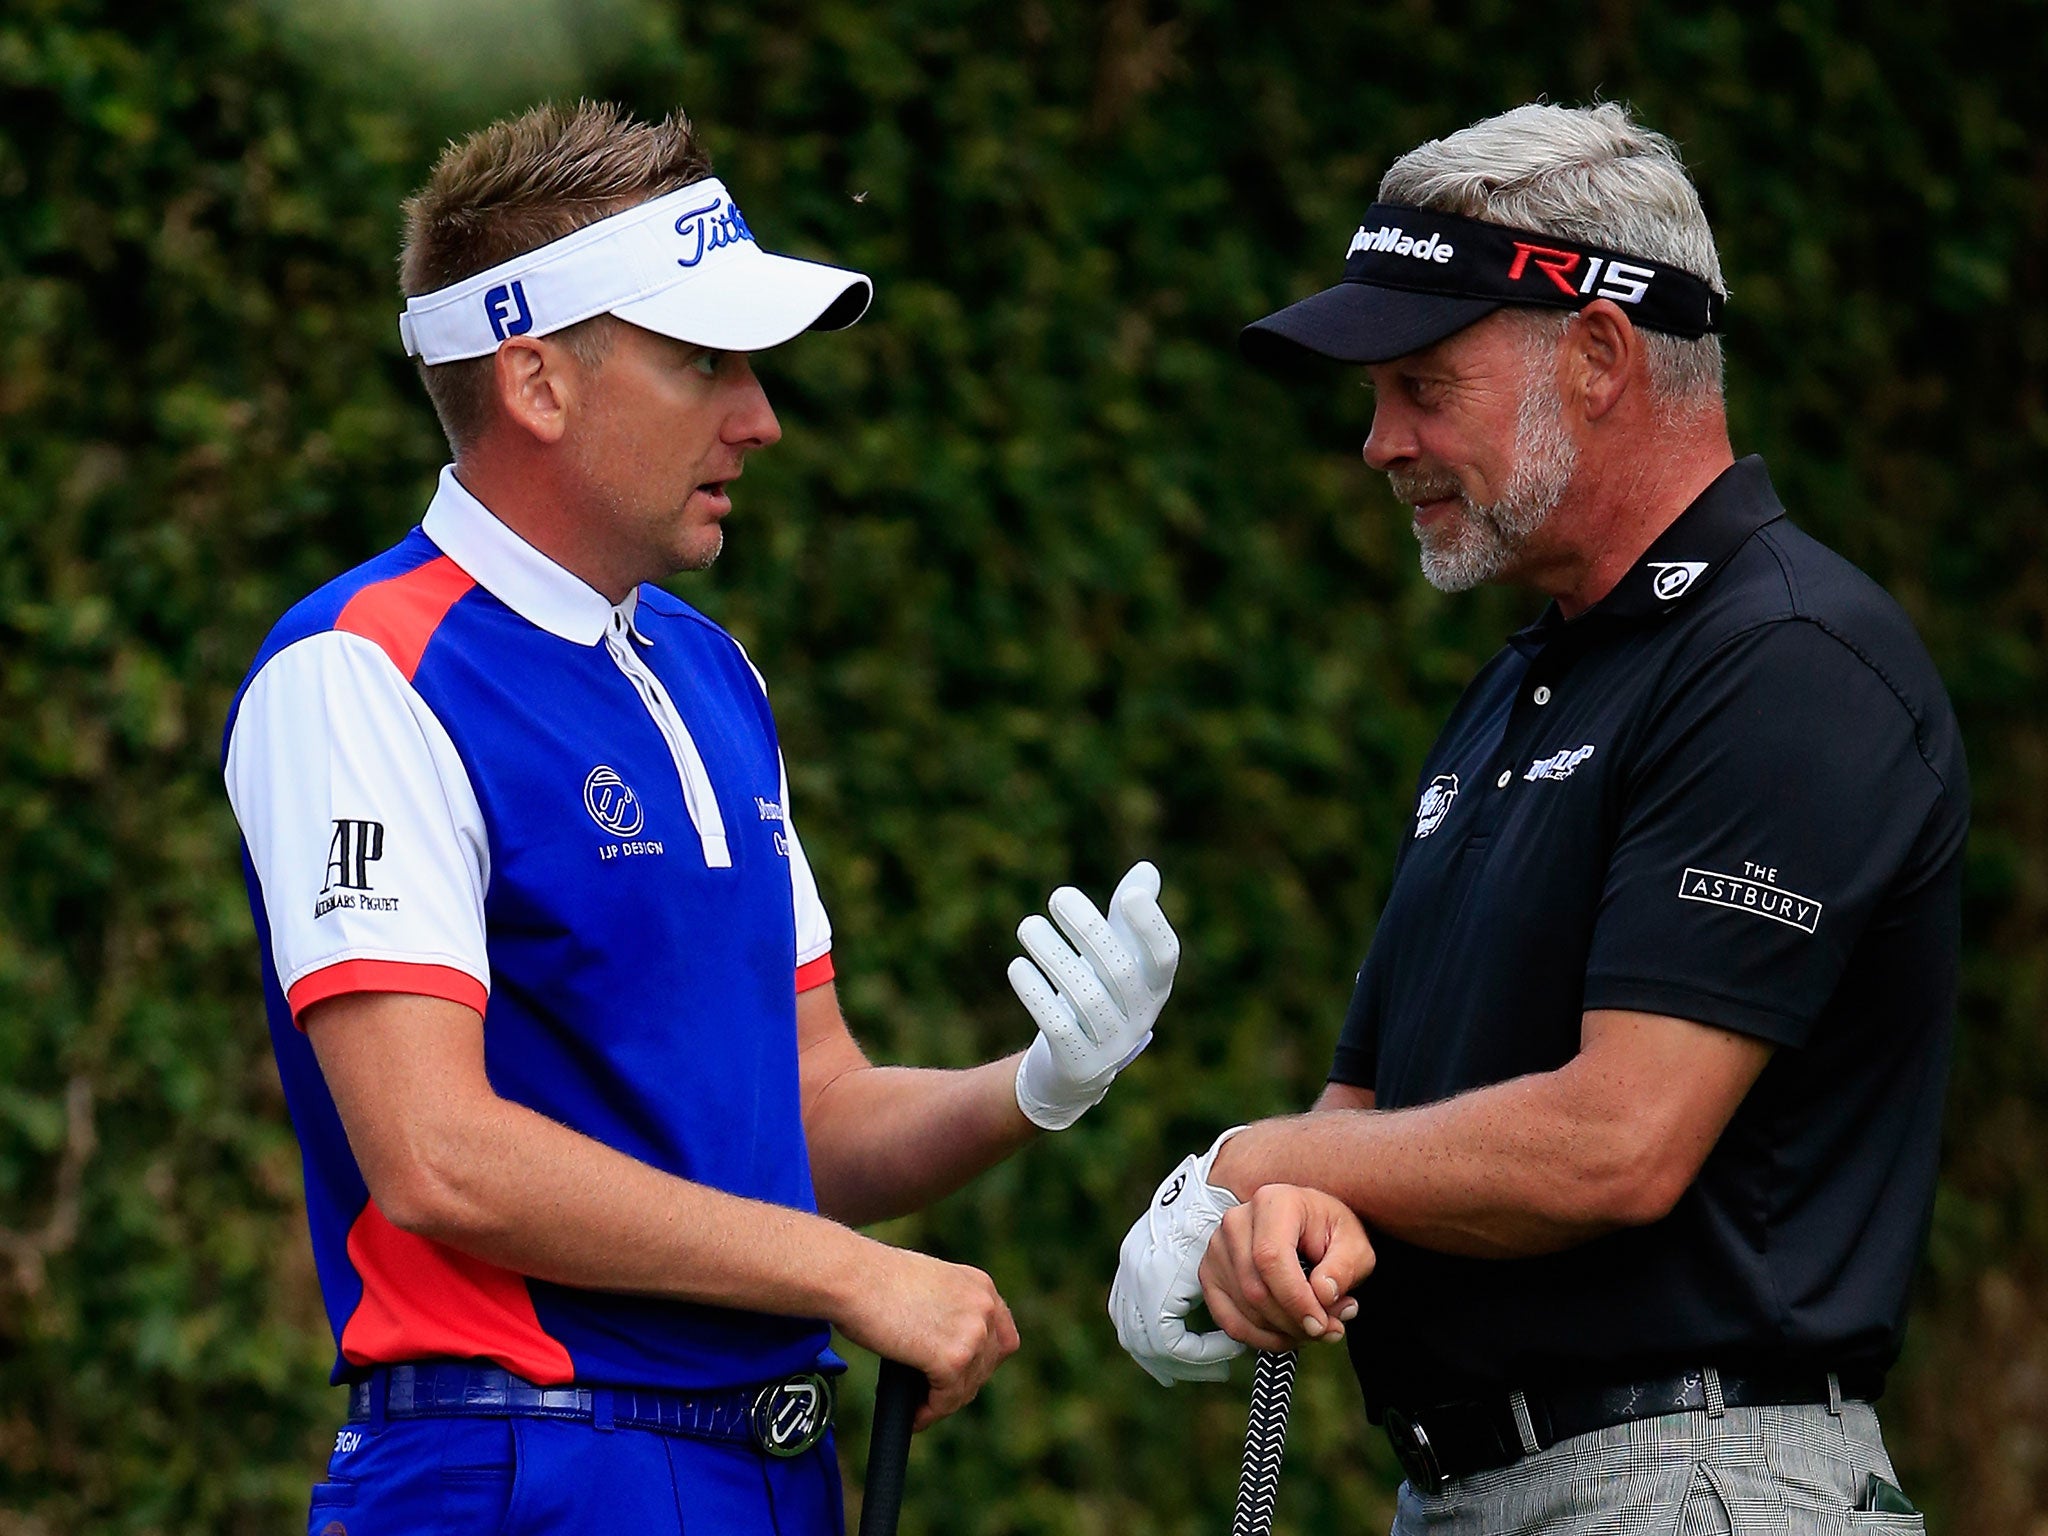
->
xmin=602 ymin=615 xmax=731 ymax=868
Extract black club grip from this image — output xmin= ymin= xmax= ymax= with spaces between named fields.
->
xmin=857 ymin=1359 xmax=928 ymax=1536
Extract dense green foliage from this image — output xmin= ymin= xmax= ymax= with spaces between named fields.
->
xmin=2 ymin=0 xmax=2043 ymax=1529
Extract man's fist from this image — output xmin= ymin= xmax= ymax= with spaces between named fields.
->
xmin=1197 ymin=1183 xmax=1372 ymax=1352
xmin=837 ymin=1245 xmax=1020 ymax=1432
xmin=1108 ymin=1128 xmax=1248 ymax=1385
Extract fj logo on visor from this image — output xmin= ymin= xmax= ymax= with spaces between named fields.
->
xmin=484 ymin=280 xmax=533 ymax=342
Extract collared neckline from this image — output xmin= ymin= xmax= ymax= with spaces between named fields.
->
xmin=421 ymin=465 xmax=647 ymax=647
xmin=1511 ymin=455 xmax=1787 ymax=649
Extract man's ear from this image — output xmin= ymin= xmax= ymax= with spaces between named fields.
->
xmin=492 ymin=337 xmax=575 ymax=445
xmin=1570 ymin=301 xmax=1637 ymax=423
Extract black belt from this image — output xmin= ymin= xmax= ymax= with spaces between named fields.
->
xmin=346 ymin=1362 xmax=837 ymax=1458
xmin=1384 ymin=1367 xmax=1880 ymax=1492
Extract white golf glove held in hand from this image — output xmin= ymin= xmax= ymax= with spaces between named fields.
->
xmin=1108 ymin=1126 xmax=1249 ymax=1386
xmin=1009 ymin=860 xmax=1180 ymax=1131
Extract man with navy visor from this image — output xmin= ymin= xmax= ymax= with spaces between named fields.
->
xmin=1109 ymin=103 xmax=1966 ymax=1530
xmin=224 ymin=102 xmax=1181 ymax=1534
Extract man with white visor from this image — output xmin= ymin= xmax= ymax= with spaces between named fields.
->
xmin=224 ymin=101 xmax=1178 ymax=1535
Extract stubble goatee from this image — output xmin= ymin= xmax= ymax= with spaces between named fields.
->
xmin=1396 ymin=356 xmax=1580 ymax=593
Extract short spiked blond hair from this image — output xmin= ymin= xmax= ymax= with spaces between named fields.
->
xmin=399 ymin=101 xmax=714 ymax=451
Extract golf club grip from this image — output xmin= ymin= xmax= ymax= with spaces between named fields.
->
xmin=857 ymin=1359 xmax=927 ymax=1536
xmin=1230 ymin=1348 xmax=1299 ymax=1536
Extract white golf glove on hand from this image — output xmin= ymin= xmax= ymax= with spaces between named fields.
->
xmin=1109 ymin=1127 xmax=1249 ymax=1385
xmin=1009 ymin=860 xmax=1180 ymax=1131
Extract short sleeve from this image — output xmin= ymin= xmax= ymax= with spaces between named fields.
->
xmin=225 ymin=631 xmax=492 ymax=1023
xmin=734 ymin=634 xmax=835 ymax=994
xmin=1583 ymin=620 xmax=1948 ymax=1047
xmin=1328 ymin=958 xmax=1381 ymax=1086
xmin=779 ymin=750 xmax=836 ymax=992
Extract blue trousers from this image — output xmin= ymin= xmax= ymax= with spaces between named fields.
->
xmin=308 ymin=1414 xmax=845 ymax=1535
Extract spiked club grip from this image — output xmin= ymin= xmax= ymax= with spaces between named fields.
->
xmin=1230 ymin=1348 xmax=1299 ymax=1536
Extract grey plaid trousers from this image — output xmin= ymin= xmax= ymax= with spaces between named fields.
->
xmin=1390 ymin=1398 xmax=1925 ymax=1534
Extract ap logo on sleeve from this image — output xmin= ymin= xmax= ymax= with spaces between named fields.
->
xmin=315 ymin=819 xmax=396 ymax=919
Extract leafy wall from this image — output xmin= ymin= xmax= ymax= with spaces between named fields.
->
xmin=1 ymin=0 xmax=2042 ymax=1530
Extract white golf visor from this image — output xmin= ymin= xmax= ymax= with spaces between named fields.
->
xmin=397 ymin=177 xmax=872 ymax=365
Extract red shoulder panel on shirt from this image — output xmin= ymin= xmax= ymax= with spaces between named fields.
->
xmin=340 ymin=1201 xmax=575 ymax=1383
xmin=334 ymin=555 xmax=475 ymax=682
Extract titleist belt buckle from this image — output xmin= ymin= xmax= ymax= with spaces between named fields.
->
xmin=1385 ymin=1409 xmax=1450 ymax=1493
xmin=750 ymin=1371 xmax=834 ymax=1457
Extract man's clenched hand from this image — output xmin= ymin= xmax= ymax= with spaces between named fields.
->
xmin=835 ymin=1243 xmax=1020 ymax=1432
xmin=1198 ymin=1183 xmax=1371 ymax=1351
xmin=1108 ymin=1128 xmax=1248 ymax=1385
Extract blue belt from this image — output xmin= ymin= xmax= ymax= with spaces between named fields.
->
xmin=346 ymin=1362 xmax=837 ymax=1457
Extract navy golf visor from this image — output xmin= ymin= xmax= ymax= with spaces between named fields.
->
xmin=1242 ymin=203 xmax=1725 ymax=366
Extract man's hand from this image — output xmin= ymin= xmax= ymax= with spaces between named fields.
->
xmin=1108 ymin=1128 xmax=1247 ymax=1385
xmin=1010 ymin=860 xmax=1180 ymax=1130
xmin=834 ymin=1244 xmax=1020 ymax=1431
xmin=1197 ymin=1184 xmax=1372 ymax=1351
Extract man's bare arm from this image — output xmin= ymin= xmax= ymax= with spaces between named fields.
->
xmin=796 ymin=983 xmax=1039 ymax=1227
xmin=306 ymin=990 xmax=1018 ymax=1426
xmin=1211 ymin=1009 xmax=1773 ymax=1257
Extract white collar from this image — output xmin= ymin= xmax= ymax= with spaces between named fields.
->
xmin=421 ymin=465 xmax=646 ymax=647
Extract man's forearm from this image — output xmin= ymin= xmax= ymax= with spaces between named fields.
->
xmin=383 ymin=1082 xmax=886 ymax=1317
xmin=307 ymin=989 xmax=905 ymax=1323
xmin=792 ymin=859 xmax=1179 ymax=1226
xmin=309 ymin=964 xmax=1023 ymax=1418
xmin=804 ymin=1054 xmax=1038 ymax=1226
xmin=1211 ymin=1073 xmax=1641 ymax=1257
xmin=1211 ymin=1009 xmax=1773 ymax=1257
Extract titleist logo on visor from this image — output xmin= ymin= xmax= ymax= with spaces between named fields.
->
xmin=671 ymin=194 xmax=754 ymax=267
xmin=1339 ymin=202 xmax=1724 ymax=337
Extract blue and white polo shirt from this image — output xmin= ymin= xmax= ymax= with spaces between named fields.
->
xmin=224 ymin=467 xmax=837 ymax=1391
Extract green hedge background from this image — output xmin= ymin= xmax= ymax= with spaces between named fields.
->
xmin=2 ymin=0 xmax=2043 ymax=1530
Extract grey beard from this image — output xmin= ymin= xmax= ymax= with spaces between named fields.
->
xmin=1407 ymin=378 xmax=1579 ymax=593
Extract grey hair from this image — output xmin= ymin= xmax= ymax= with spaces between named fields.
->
xmin=1380 ymin=102 xmax=1726 ymax=409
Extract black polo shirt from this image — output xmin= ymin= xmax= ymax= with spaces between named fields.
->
xmin=1331 ymin=456 xmax=1968 ymax=1414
